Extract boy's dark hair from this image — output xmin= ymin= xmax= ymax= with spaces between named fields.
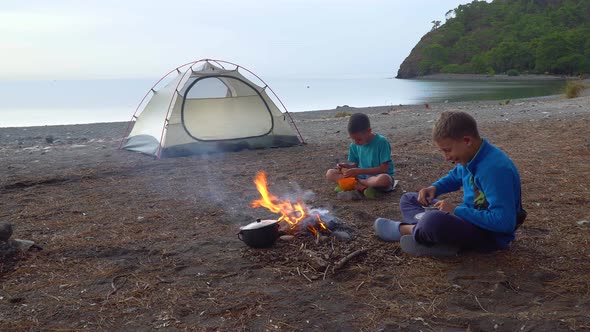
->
xmin=347 ymin=113 xmax=371 ymax=134
xmin=433 ymin=111 xmax=480 ymax=141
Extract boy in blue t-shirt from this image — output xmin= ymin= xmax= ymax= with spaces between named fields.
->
xmin=326 ymin=113 xmax=395 ymax=200
xmin=374 ymin=111 xmax=525 ymax=256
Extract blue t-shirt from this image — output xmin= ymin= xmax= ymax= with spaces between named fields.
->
xmin=348 ymin=134 xmax=395 ymax=177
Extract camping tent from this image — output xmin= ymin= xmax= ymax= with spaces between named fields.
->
xmin=121 ymin=59 xmax=304 ymax=158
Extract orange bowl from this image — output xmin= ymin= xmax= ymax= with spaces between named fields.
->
xmin=338 ymin=177 xmax=357 ymax=191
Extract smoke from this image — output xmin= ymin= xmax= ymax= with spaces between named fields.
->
xmin=281 ymin=181 xmax=315 ymax=203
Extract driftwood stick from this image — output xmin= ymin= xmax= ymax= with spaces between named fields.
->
xmin=333 ymin=248 xmax=369 ymax=272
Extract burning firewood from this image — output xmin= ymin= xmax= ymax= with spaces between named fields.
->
xmin=251 ymin=171 xmax=331 ymax=236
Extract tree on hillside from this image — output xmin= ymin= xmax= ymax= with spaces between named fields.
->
xmin=431 ymin=20 xmax=442 ymax=31
xmin=397 ymin=0 xmax=590 ymax=78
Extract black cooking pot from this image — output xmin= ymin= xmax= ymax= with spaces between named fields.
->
xmin=238 ymin=219 xmax=279 ymax=248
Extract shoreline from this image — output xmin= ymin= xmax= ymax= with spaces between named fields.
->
xmin=407 ymin=73 xmax=574 ymax=81
xmin=1 ymin=89 xmax=584 ymax=131
xmin=1 ymin=91 xmax=588 ymax=150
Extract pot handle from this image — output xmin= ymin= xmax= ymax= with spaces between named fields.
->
xmin=238 ymin=231 xmax=244 ymax=241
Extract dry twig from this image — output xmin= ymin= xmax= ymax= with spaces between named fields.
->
xmin=356 ymin=281 xmax=365 ymax=292
xmin=105 ymin=274 xmax=129 ymax=302
xmin=298 ymin=268 xmax=312 ymax=283
xmin=333 ymin=248 xmax=369 ymax=272
xmin=474 ymin=295 xmax=488 ymax=313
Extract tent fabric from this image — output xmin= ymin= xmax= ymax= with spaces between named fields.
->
xmin=122 ymin=61 xmax=302 ymax=158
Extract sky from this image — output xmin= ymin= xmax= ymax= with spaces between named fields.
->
xmin=0 ymin=0 xmax=471 ymax=80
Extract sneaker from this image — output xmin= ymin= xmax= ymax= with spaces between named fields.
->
xmin=373 ymin=218 xmax=402 ymax=242
xmin=400 ymin=235 xmax=459 ymax=257
xmin=363 ymin=187 xmax=384 ymax=199
xmin=336 ymin=190 xmax=363 ymax=201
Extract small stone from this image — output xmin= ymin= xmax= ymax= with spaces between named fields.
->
xmin=279 ymin=235 xmax=295 ymax=241
xmin=576 ymin=220 xmax=590 ymax=226
xmin=332 ymin=230 xmax=351 ymax=241
xmin=302 ymin=249 xmax=328 ymax=271
xmin=0 ymin=222 xmax=13 ymax=242
xmin=11 ymin=239 xmax=35 ymax=251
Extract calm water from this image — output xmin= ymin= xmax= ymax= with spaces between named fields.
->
xmin=0 ymin=78 xmax=565 ymax=127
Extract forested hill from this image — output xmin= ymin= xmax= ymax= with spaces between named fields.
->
xmin=396 ymin=0 xmax=590 ymax=78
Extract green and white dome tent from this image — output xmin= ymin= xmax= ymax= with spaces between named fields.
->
xmin=120 ymin=59 xmax=304 ymax=158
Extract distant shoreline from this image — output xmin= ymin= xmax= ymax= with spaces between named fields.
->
xmin=407 ymin=73 xmax=572 ymax=81
xmin=1 ymin=79 xmax=587 ymax=129
xmin=0 ymin=94 xmax=561 ymax=129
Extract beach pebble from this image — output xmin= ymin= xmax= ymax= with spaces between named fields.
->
xmin=11 ymin=239 xmax=35 ymax=251
xmin=302 ymin=249 xmax=328 ymax=271
xmin=332 ymin=230 xmax=351 ymax=241
xmin=279 ymin=235 xmax=295 ymax=241
xmin=576 ymin=220 xmax=590 ymax=226
xmin=0 ymin=222 xmax=13 ymax=242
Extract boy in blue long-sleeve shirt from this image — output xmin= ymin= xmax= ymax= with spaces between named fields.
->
xmin=374 ymin=111 xmax=525 ymax=256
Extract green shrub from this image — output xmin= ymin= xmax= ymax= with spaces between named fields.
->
xmin=441 ymin=64 xmax=462 ymax=73
xmin=564 ymin=80 xmax=586 ymax=98
xmin=507 ymin=69 xmax=520 ymax=76
xmin=335 ymin=112 xmax=352 ymax=118
xmin=487 ymin=68 xmax=496 ymax=76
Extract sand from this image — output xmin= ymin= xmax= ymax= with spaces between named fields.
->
xmin=1 ymin=92 xmax=589 ymax=331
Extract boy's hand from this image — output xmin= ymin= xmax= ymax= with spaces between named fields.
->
xmin=434 ymin=200 xmax=456 ymax=213
xmin=342 ymin=168 xmax=360 ymax=178
xmin=337 ymin=163 xmax=355 ymax=169
xmin=418 ymin=186 xmax=437 ymax=206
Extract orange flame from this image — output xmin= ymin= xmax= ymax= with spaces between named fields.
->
xmin=251 ymin=171 xmax=328 ymax=233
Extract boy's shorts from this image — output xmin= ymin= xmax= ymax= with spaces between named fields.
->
xmin=358 ymin=174 xmax=395 ymax=192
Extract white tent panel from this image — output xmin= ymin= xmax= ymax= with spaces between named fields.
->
xmin=259 ymin=90 xmax=299 ymax=136
xmin=180 ymin=96 xmax=272 ymax=140
xmin=127 ymin=74 xmax=183 ymax=143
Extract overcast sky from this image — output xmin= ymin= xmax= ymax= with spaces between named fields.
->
xmin=1 ymin=0 xmax=470 ymax=80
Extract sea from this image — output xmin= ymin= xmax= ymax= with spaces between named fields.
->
xmin=0 ymin=77 xmax=565 ymax=128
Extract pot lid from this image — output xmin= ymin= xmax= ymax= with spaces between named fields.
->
xmin=240 ymin=219 xmax=278 ymax=230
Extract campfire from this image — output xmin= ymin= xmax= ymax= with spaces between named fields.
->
xmin=251 ymin=171 xmax=332 ymax=239
xmin=244 ymin=171 xmax=366 ymax=275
